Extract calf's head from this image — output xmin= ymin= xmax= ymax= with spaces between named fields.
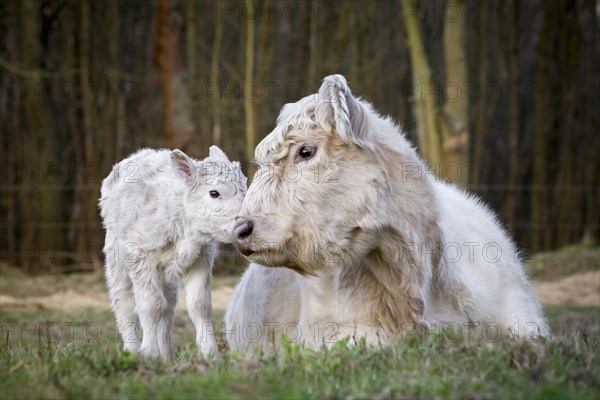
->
xmin=172 ymin=146 xmax=247 ymax=243
xmin=233 ymin=75 xmax=407 ymax=274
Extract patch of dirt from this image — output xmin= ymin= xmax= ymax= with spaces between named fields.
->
xmin=0 ymin=289 xmax=110 ymax=312
xmin=1 ymin=269 xmax=598 ymax=313
xmin=210 ymin=285 xmax=235 ymax=311
xmin=532 ymin=271 xmax=600 ymax=306
xmin=0 ymin=286 xmax=236 ymax=313
xmin=1 ymin=262 xmax=237 ymax=313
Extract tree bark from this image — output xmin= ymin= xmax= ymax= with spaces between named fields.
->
xmin=531 ymin=1 xmax=560 ymax=251
xmin=502 ymin=0 xmax=519 ymax=229
xmin=210 ymin=0 xmax=223 ymax=147
xmin=244 ymin=0 xmax=256 ymax=165
xmin=403 ymin=0 xmax=442 ymax=168
xmin=186 ymin=0 xmax=196 ymax=90
xmin=581 ymin=0 xmax=600 ymax=244
xmin=553 ymin=1 xmax=581 ymax=247
xmin=360 ymin=2 xmax=376 ymax=100
xmin=155 ymin=0 xmax=197 ymax=152
xmin=472 ymin=0 xmax=489 ymax=188
xmin=331 ymin=0 xmax=351 ymax=74
xmin=440 ymin=0 xmax=470 ymax=187
xmin=73 ymin=0 xmax=98 ymax=266
xmin=22 ymin=0 xmax=66 ymax=270
xmin=3 ymin=7 xmax=21 ymax=267
xmin=349 ymin=2 xmax=360 ymax=92
xmin=255 ymin=1 xmax=276 ymax=139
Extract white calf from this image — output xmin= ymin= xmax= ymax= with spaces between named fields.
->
xmin=99 ymin=146 xmax=246 ymax=359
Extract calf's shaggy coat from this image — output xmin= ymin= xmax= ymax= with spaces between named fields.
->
xmin=100 ymin=146 xmax=246 ymax=359
xmin=226 ymin=75 xmax=549 ymax=352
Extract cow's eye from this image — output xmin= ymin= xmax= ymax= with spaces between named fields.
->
xmin=209 ymin=190 xmax=221 ymax=199
xmin=296 ymin=145 xmax=317 ymax=162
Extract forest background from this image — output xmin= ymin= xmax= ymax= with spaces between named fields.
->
xmin=1 ymin=0 xmax=598 ymax=273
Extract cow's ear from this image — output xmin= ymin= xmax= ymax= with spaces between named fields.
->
xmin=208 ymin=145 xmax=230 ymax=162
xmin=317 ymin=74 xmax=369 ymax=146
xmin=171 ymin=149 xmax=196 ymax=178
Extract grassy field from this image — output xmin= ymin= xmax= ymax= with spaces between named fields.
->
xmin=1 ymin=245 xmax=599 ymax=399
xmin=1 ymin=304 xmax=599 ymax=399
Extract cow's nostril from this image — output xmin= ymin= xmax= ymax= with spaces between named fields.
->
xmin=234 ymin=220 xmax=254 ymax=241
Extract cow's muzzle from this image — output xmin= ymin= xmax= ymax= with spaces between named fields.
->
xmin=232 ymin=219 xmax=255 ymax=256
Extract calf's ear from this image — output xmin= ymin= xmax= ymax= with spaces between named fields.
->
xmin=170 ymin=149 xmax=196 ymax=178
xmin=317 ymin=74 xmax=369 ymax=146
xmin=208 ymin=145 xmax=230 ymax=162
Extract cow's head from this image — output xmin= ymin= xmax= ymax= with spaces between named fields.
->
xmin=232 ymin=75 xmax=408 ymax=274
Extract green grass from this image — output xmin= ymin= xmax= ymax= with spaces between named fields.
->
xmin=1 ymin=245 xmax=598 ymax=399
xmin=1 ymin=305 xmax=599 ymax=399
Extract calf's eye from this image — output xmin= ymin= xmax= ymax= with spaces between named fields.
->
xmin=296 ymin=145 xmax=317 ymax=162
xmin=209 ymin=190 xmax=221 ymax=199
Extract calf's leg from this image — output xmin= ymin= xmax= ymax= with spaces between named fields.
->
xmin=105 ymin=256 xmax=141 ymax=353
xmin=183 ymin=265 xmax=218 ymax=357
xmin=130 ymin=262 xmax=172 ymax=360
xmin=157 ymin=280 xmax=178 ymax=359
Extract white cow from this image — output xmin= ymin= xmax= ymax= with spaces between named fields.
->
xmin=99 ymin=146 xmax=246 ymax=360
xmin=226 ymin=75 xmax=549 ymax=353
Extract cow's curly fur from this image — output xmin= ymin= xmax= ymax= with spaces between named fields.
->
xmin=225 ymin=75 xmax=549 ymax=352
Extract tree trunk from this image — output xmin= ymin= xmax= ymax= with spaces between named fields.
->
xmin=244 ymin=0 xmax=256 ymax=165
xmin=186 ymin=0 xmax=196 ymax=90
xmin=531 ymin=1 xmax=560 ymax=251
xmin=255 ymin=1 xmax=276 ymax=139
xmin=402 ymin=0 xmax=442 ymax=168
xmin=472 ymin=0 xmax=489 ymax=188
xmin=349 ymin=2 xmax=360 ymax=92
xmin=502 ymin=0 xmax=519 ymax=229
xmin=103 ymin=3 xmax=121 ymax=174
xmin=22 ymin=0 xmax=66 ymax=271
xmin=210 ymin=0 xmax=223 ymax=147
xmin=307 ymin=0 xmax=319 ymax=87
xmin=552 ymin=1 xmax=581 ymax=247
xmin=155 ymin=0 xmax=197 ymax=153
xmin=3 ymin=8 xmax=21 ymax=267
xmin=360 ymin=1 xmax=376 ymax=100
xmin=297 ymin=0 xmax=312 ymax=91
xmin=72 ymin=0 xmax=98 ymax=266
xmin=581 ymin=0 xmax=600 ymax=244
xmin=439 ymin=0 xmax=470 ymax=187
